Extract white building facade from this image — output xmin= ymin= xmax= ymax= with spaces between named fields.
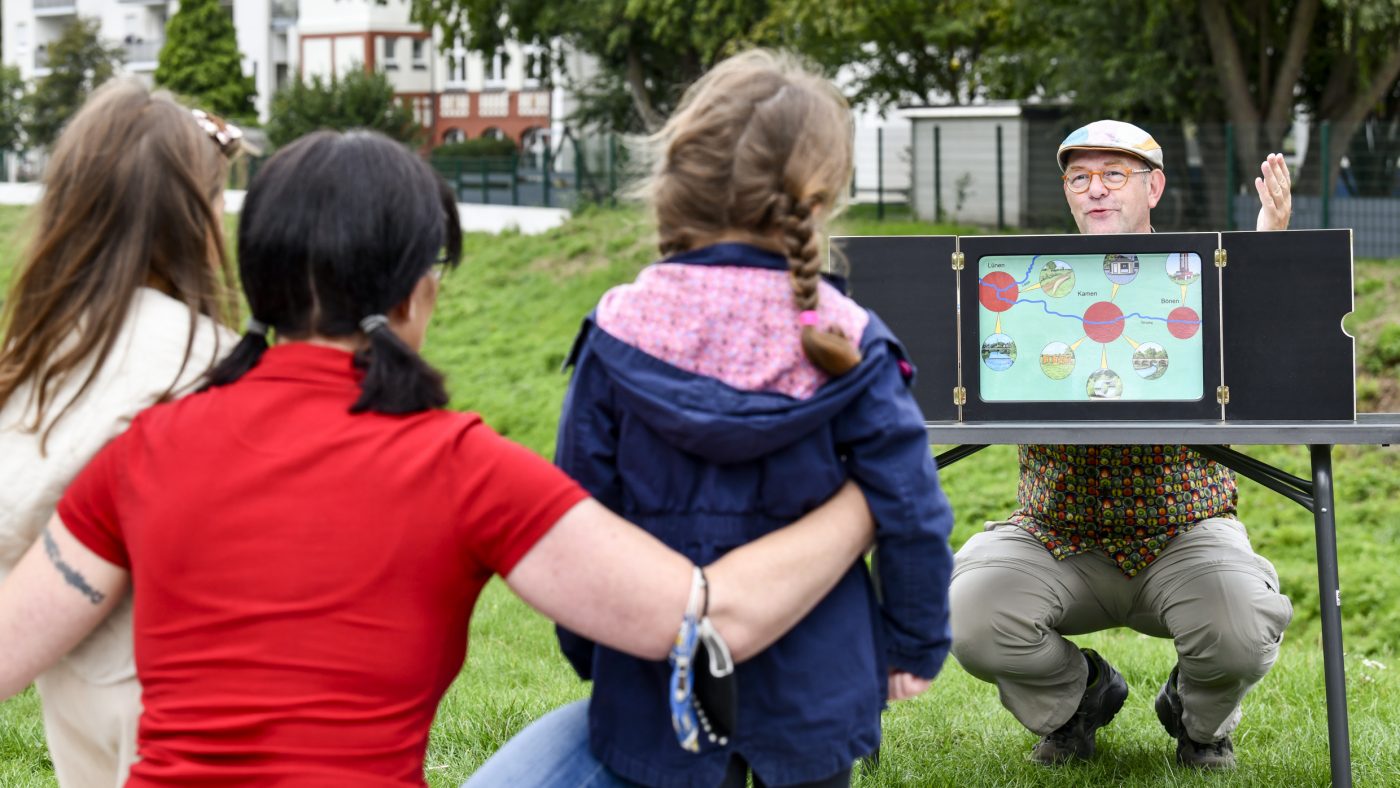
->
xmin=2 ymin=0 xmax=565 ymax=147
xmin=294 ymin=0 xmax=560 ymax=149
xmin=2 ymin=0 xmax=289 ymax=119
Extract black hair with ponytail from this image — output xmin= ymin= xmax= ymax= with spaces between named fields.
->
xmin=203 ymin=130 xmax=463 ymax=414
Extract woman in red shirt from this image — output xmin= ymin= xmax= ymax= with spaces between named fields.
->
xmin=0 ymin=130 xmax=874 ymax=786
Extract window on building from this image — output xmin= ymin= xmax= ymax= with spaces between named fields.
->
xmin=443 ymin=128 xmax=465 ymax=144
xmin=446 ymin=39 xmax=468 ymax=85
xmin=522 ymin=44 xmax=547 ymax=88
xmin=484 ymin=50 xmax=509 ymax=87
xmin=412 ymin=38 xmax=427 ymax=71
xmin=15 ymin=22 xmax=28 ymax=53
xmin=383 ymin=36 xmax=399 ymax=70
xmin=413 ymin=96 xmax=433 ymax=128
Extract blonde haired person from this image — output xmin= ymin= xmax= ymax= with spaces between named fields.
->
xmin=471 ymin=50 xmax=955 ymax=788
xmin=0 ymin=78 xmax=240 ymax=785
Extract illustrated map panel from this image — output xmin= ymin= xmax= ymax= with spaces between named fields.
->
xmin=977 ymin=252 xmax=1205 ymax=402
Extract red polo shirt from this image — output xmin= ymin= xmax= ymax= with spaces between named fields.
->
xmin=58 ymin=343 xmax=587 ymax=786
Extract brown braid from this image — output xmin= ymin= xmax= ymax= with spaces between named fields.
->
xmin=782 ymin=194 xmax=862 ymax=375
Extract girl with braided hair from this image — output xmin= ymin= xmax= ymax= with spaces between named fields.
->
xmin=500 ymin=50 xmax=956 ymax=788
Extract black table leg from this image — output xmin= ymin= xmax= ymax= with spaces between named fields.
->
xmin=933 ymin=444 xmax=987 ymax=469
xmin=1311 ymin=444 xmax=1351 ymax=788
xmin=1189 ymin=443 xmax=1352 ymax=783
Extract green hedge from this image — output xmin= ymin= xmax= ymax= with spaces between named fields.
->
xmin=433 ymin=137 xmax=519 ymax=159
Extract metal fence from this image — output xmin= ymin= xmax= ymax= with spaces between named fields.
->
xmin=850 ymin=126 xmax=912 ymax=220
xmin=906 ymin=116 xmax=1400 ymax=256
xmin=234 ymin=130 xmax=634 ymax=209
xmin=228 ymin=118 xmax=1397 ymax=256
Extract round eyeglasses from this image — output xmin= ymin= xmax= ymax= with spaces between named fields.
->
xmin=1062 ymin=167 xmax=1152 ymax=194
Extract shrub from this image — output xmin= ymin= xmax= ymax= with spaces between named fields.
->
xmin=433 ymin=137 xmax=519 ymax=159
xmin=266 ymin=67 xmax=421 ymax=149
xmin=154 ymin=0 xmax=255 ymax=120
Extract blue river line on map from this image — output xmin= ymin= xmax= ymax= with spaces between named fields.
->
xmin=984 ymin=258 xmax=1200 ymax=328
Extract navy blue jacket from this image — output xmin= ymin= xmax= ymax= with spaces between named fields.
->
xmin=554 ymin=247 xmax=955 ymax=788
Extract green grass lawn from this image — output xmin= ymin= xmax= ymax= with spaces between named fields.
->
xmin=2 ymin=202 xmax=1399 ymax=786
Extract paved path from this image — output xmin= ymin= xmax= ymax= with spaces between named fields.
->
xmin=0 ymin=184 xmax=571 ymax=236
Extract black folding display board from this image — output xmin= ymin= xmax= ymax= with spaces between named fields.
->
xmin=830 ymin=235 xmax=959 ymax=421
xmin=833 ymin=229 xmax=1354 ymax=422
xmin=837 ymin=228 xmax=1368 ymax=787
xmin=1219 ymin=230 xmax=1355 ymax=420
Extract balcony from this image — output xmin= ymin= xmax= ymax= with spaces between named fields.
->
xmin=271 ymin=0 xmax=298 ymax=31
xmin=123 ymin=39 xmax=163 ymax=68
xmin=478 ymin=91 xmax=509 ymax=118
xmin=440 ymin=93 xmax=470 ymax=119
xmin=33 ymin=0 xmax=76 ymax=16
xmin=518 ymin=90 xmax=549 ymax=118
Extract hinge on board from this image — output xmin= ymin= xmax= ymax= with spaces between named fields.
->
xmin=951 ymin=251 xmax=965 ymax=270
xmin=1214 ymin=248 xmax=1227 ymax=268
xmin=1216 ymin=385 xmax=1231 ymax=405
xmin=953 ymin=386 xmax=967 ymax=406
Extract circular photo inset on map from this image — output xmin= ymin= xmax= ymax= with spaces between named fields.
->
xmin=1040 ymin=341 xmax=1075 ymax=380
xmin=981 ymin=333 xmax=1017 ymax=371
xmin=1165 ymin=252 xmax=1201 ymax=285
xmin=1039 ymin=259 xmax=1075 ymax=298
xmin=1132 ymin=342 xmax=1169 ymax=379
xmin=1103 ymin=253 xmax=1140 ymax=285
xmin=1087 ymin=369 xmax=1124 ymax=399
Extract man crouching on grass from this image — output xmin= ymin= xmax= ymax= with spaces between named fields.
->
xmin=948 ymin=120 xmax=1294 ymax=770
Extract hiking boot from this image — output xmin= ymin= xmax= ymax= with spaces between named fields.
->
xmin=1029 ymin=648 xmax=1130 ymax=765
xmin=1154 ymin=665 xmax=1238 ymax=770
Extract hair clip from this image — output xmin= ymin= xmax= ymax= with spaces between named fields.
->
xmin=359 ymin=314 xmax=390 ymax=334
xmin=191 ymin=108 xmax=260 ymax=158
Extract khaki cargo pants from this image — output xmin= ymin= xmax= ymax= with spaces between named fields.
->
xmin=949 ymin=517 xmax=1293 ymax=744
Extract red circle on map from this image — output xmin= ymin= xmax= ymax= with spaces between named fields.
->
xmin=1167 ymin=307 xmax=1200 ymax=339
xmin=1082 ymin=301 xmax=1124 ymax=343
xmin=980 ymin=271 xmax=1018 ymax=312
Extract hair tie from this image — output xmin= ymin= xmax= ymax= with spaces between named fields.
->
xmin=798 ymin=310 xmax=820 ymax=327
xmin=359 ymin=314 xmax=390 ymax=334
xmin=245 ymin=317 xmax=269 ymax=337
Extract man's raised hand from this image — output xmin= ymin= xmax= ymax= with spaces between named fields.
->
xmin=1255 ymin=152 xmax=1292 ymax=231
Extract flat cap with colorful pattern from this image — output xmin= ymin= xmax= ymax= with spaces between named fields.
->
xmin=1057 ymin=120 xmax=1164 ymax=172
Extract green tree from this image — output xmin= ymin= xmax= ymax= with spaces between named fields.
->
xmin=766 ymin=0 xmax=1021 ymax=109
xmin=24 ymin=18 xmax=120 ymax=149
xmin=411 ymin=0 xmax=779 ymax=131
xmin=265 ymin=67 xmax=422 ymax=149
xmin=0 ymin=65 xmax=28 ymax=154
xmin=985 ymin=1 xmax=1400 ymax=194
xmin=155 ymin=0 xmax=256 ymax=120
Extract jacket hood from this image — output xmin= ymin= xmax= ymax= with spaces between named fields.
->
xmin=568 ymin=313 xmax=912 ymax=465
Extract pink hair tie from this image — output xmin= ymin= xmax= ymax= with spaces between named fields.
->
xmin=799 ymin=310 xmax=820 ymax=327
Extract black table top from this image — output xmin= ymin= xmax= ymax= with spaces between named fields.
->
xmin=925 ymin=413 xmax=1400 ymax=446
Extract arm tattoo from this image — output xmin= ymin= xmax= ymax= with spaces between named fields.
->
xmin=41 ymin=528 xmax=106 ymax=605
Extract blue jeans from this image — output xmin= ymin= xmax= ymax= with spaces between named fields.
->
xmin=463 ymin=700 xmax=636 ymax=788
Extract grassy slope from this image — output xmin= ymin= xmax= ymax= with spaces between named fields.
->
xmin=1 ymin=203 xmax=1398 ymax=786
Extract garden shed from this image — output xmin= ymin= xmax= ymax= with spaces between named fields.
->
xmin=900 ymin=103 xmax=1074 ymax=231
